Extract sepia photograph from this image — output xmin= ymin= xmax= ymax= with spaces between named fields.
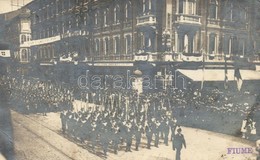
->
xmin=0 ymin=0 xmax=260 ymax=159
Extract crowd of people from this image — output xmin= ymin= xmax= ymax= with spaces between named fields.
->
xmin=1 ymin=74 xmax=260 ymax=156
xmin=5 ymin=76 xmax=74 ymax=115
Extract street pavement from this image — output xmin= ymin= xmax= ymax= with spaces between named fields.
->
xmin=11 ymin=111 xmax=258 ymax=160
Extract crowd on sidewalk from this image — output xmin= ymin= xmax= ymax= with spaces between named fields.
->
xmin=2 ymin=76 xmax=74 ymax=115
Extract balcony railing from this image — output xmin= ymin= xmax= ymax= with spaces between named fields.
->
xmin=112 ymin=24 xmax=121 ymax=30
xmin=207 ymin=18 xmax=221 ymax=27
xmin=175 ymin=14 xmax=201 ymax=25
xmin=222 ymin=21 xmax=248 ymax=30
xmin=123 ymin=21 xmax=132 ymax=28
xmin=136 ymin=14 xmax=157 ymax=27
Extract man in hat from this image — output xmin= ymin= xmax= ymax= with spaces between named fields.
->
xmin=173 ymin=128 xmax=186 ymax=160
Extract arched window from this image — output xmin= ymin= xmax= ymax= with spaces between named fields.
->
xmin=104 ymin=38 xmax=109 ymax=55
xmin=125 ymin=1 xmax=132 ymax=20
xmin=114 ymin=37 xmax=120 ymax=54
xmin=114 ymin=5 xmax=120 ymax=24
xmin=104 ymin=9 xmax=109 ymax=26
xmin=95 ymin=39 xmax=100 ymax=54
xmin=209 ymin=0 xmax=218 ymax=19
xmin=94 ymin=11 xmax=99 ymax=26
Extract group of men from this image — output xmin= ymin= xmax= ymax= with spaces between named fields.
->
xmin=60 ymin=105 xmax=181 ymax=156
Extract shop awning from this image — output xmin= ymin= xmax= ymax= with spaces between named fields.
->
xmin=177 ymin=69 xmax=260 ymax=82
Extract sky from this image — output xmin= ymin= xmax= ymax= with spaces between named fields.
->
xmin=0 ymin=0 xmax=32 ymax=14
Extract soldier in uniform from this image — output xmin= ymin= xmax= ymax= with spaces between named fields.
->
xmin=134 ymin=122 xmax=144 ymax=151
xmin=125 ymin=122 xmax=133 ymax=152
xmin=152 ymin=119 xmax=160 ymax=148
xmin=170 ymin=117 xmax=178 ymax=140
xmin=145 ymin=121 xmax=152 ymax=149
xmin=100 ymin=121 xmax=109 ymax=156
xmin=90 ymin=121 xmax=97 ymax=151
xmin=112 ymin=123 xmax=120 ymax=154
xmin=162 ymin=116 xmax=170 ymax=145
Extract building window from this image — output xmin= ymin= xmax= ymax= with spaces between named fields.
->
xmin=188 ymin=0 xmax=196 ymax=15
xmin=125 ymin=1 xmax=132 ymax=20
xmin=143 ymin=0 xmax=151 ymax=14
xmin=21 ymin=49 xmax=28 ymax=62
xmin=21 ymin=35 xmax=26 ymax=44
xmin=125 ymin=35 xmax=131 ymax=54
xmin=46 ymin=6 xmax=50 ymax=19
xmin=114 ymin=37 xmax=120 ymax=54
xmin=76 ymin=17 xmax=79 ymax=27
xmin=179 ymin=0 xmax=184 ymax=14
xmin=179 ymin=0 xmax=196 ymax=15
xmin=69 ymin=20 xmax=72 ymax=29
xmin=238 ymin=38 xmax=246 ymax=56
xmin=84 ymin=14 xmax=87 ymax=26
xmin=223 ymin=2 xmax=232 ymax=21
xmin=104 ymin=9 xmax=108 ymax=26
xmin=209 ymin=0 xmax=218 ymax=19
xmin=114 ymin=5 xmax=120 ymax=24
xmin=94 ymin=11 xmax=99 ymax=26
xmin=232 ymin=36 xmax=238 ymax=55
xmin=95 ymin=39 xmax=100 ymax=54
xmin=209 ymin=33 xmax=216 ymax=54
xmin=104 ymin=38 xmax=109 ymax=55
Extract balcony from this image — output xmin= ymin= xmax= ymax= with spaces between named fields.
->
xmin=136 ymin=14 xmax=157 ymax=27
xmin=207 ymin=18 xmax=221 ymax=28
xmin=175 ymin=14 xmax=201 ymax=26
xmin=123 ymin=21 xmax=132 ymax=28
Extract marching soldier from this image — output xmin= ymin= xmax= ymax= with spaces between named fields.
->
xmin=100 ymin=121 xmax=109 ymax=156
xmin=152 ymin=119 xmax=160 ymax=148
xmin=145 ymin=121 xmax=152 ymax=149
xmin=90 ymin=121 xmax=97 ymax=151
xmin=125 ymin=122 xmax=133 ymax=152
xmin=112 ymin=123 xmax=120 ymax=154
xmin=162 ymin=117 xmax=170 ymax=145
xmin=134 ymin=122 xmax=144 ymax=151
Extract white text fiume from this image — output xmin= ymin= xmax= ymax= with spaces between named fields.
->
xmin=227 ymin=147 xmax=253 ymax=154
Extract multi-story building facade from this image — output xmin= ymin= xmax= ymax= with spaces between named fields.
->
xmin=24 ymin=0 xmax=259 ymax=64
xmin=1 ymin=8 xmax=31 ymax=63
xmin=25 ymin=0 xmax=89 ymax=63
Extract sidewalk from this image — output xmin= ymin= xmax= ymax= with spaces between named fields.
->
xmin=12 ymin=111 xmax=258 ymax=160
